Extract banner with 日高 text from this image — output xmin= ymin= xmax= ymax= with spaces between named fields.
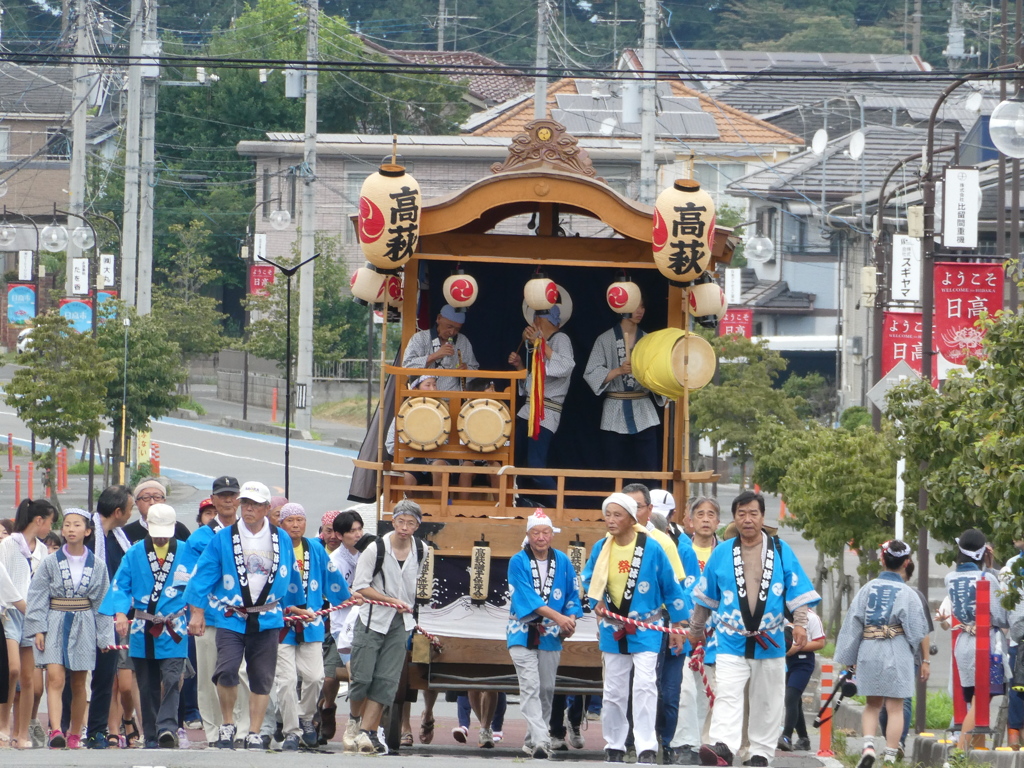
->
xmin=933 ymin=262 xmax=1003 ymax=371
xmin=882 ymin=310 xmax=922 ymax=376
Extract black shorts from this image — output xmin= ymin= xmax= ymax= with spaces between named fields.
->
xmin=213 ymin=628 xmax=279 ymax=695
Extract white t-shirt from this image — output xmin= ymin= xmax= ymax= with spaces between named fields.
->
xmin=239 ymin=518 xmax=274 ymax=597
xmin=536 ymin=558 xmax=550 ymax=588
xmin=64 ymin=547 xmax=88 ymax=590
xmin=806 ymin=607 xmax=826 ymax=642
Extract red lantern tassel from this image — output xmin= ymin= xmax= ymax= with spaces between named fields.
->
xmin=528 ymin=337 xmax=547 ymax=439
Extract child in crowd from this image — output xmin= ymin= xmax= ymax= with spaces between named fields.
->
xmin=43 ymin=532 xmax=62 ymax=555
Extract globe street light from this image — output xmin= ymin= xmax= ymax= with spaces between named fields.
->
xmin=71 ymin=225 xmax=95 ymax=251
xmin=989 ymin=93 xmax=1024 ymax=159
xmin=40 ymin=223 xmax=68 ymax=252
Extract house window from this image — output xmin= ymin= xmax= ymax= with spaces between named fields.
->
xmin=46 ymin=127 xmax=70 ymax=161
xmin=693 ymin=162 xmax=746 ymax=206
xmin=0 ymin=128 xmax=10 ymax=162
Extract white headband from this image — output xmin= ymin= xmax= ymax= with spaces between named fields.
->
xmin=882 ymin=540 xmax=911 ymax=558
xmin=602 ymin=492 xmax=638 ymax=520
xmin=526 ymin=509 xmax=560 ymax=534
xmin=956 ymin=538 xmax=986 ymax=561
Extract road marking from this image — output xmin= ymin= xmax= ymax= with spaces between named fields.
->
xmin=151 ymin=439 xmax=352 ymax=478
xmin=157 ymin=417 xmax=359 ymax=457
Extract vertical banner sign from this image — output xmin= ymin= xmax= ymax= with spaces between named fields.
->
xmin=882 ymin=311 xmax=923 ymax=376
xmin=58 ymin=297 xmax=93 ymax=333
xmin=136 ymin=431 xmax=151 ymax=465
xmin=933 ymin=262 xmax=1003 ymax=373
xmin=249 ymin=264 xmax=276 ymax=297
xmin=942 ymin=168 xmax=981 ymax=249
xmin=17 ymin=251 xmax=33 ymax=282
xmin=253 ymin=233 xmax=267 ymax=262
xmin=100 ymin=253 xmax=116 ymax=287
xmin=891 ymin=235 xmax=922 ymax=303
xmin=6 ymin=284 xmax=36 ymax=326
xmin=724 ymin=267 xmax=743 ymax=305
xmin=719 ymin=308 xmax=753 ymax=338
xmin=71 ymin=258 xmax=90 ymax=295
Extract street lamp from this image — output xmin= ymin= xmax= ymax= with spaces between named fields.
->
xmin=989 ymin=93 xmax=1024 ymax=159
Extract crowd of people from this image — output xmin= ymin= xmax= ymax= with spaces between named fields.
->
xmin=0 ymin=469 xmax=1018 ymax=764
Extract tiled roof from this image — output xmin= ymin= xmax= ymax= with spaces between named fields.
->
xmin=468 ymin=78 xmax=803 ymax=146
xmin=361 ymin=40 xmax=532 ymax=106
xmin=621 ymin=48 xmax=929 ymax=76
xmin=0 ymin=63 xmax=72 ymax=115
xmin=740 ymin=269 xmax=815 ymax=311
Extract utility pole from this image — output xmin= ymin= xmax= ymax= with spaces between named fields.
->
xmin=437 ymin=0 xmax=445 ymax=50
xmin=534 ymin=0 xmax=548 ymax=119
xmin=135 ymin=0 xmax=158 ymax=315
xmin=294 ymin=0 xmax=318 ymax=432
xmin=120 ymin=0 xmax=143 ymax=307
xmin=912 ymin=0 xmax=923 ymax=56
xmin=66 ymin=0 xmax=90 ymax=294
xmin=639 ymin=0 xmax=658 ymax=204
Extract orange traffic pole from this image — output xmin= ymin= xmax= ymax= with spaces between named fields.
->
xmin=271 ymin=387 xmax=278 ymax=423
xmin=151 ymin=442 xmax=160 ymax=476
xmin=7 ymin=433 xmax=12 ymax=472
xmin=817 ymin=662 xmax=834 ymax=757
xmin=14 ymin=465 xmax=21 ymax=507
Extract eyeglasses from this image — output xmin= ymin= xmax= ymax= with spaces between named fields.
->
xmin=137 ymin=495 xmax=165 ymax=503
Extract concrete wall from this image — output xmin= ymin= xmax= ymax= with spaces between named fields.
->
xmin=217 ymin=371 xmax=368 ymax=408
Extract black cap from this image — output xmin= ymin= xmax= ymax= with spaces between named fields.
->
xmin=212 ymin=475 xmax=240 ymax=495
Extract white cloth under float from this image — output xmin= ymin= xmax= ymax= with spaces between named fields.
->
xmin=417 ymin=595 xmax=598 ymax=643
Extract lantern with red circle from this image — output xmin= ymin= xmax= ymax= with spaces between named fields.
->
xmin=524 ymin=274 xmax=558 ymax=311
xmin=443 ymin=270 xmax=478 ymax=308
xmin=653 ymin=179 xmax=716 ymax=284
xmin=688 ymin=276 xmax=728 ymax=329
xmin=606 ymin=280 xmax=641 ymax=315
xmin=350 ymin=265 xmax=387 ymax=306
xmin=358 ymin=161 xmax=421 ymax=271
xmin=384 ymin=274 xmax=404 ymax=309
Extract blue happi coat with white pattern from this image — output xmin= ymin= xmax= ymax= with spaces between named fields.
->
xmin=506 ymin=547 xmax=583 ymax=651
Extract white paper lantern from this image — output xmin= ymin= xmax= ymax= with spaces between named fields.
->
xmin=688 ymin=281 xmax=727 ymax=319
xmin=350 ymin=265 xmax=386 ymax=305
xmin=607 ymin=281 xmax=641 ymax=314
xmin=524 ymin=275 xmax=558 ymax=311
xmin=652 ymin=179 xmax=716 ymax=284
xmin=384 ymin=274 xmax=404 ymax=308
xmin=443 ymin=272 xmax=478 ymax=308
xmin=357 ymin=163 xmax=421 ymax=271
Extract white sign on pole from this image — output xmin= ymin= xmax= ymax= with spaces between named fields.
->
xmin=17 ymin=250 xmax=33 ymax=282
xmin=253 ymin=233 xmax=268 ymax=261
xmin=725 ymin=268 xmax=743 ymax=305
xmin=895 ymin=455 xmax=906 ymax=540
xmin=100 ymin=253 xmax=116 ymax=287
xmin=942 ymin=168 xmax=980 ymax=249
xmin=891 ymin=235 xmax=922 ymax=304
xmin=71 ymin=258 xmax=89 ymax=295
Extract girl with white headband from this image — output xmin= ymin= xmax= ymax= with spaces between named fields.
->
xmin=835 ymin=540 xmax=930 ymax=768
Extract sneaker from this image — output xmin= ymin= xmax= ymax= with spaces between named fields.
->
xmin=144 ymin=739 xmax=159 ymax=749
xmin=300 ymin=719 xmax=318 ymax=748
xmin=343 ymin=717 xmax=361 ymax=752
xmin=551 ymin=736 xmax=569 ymax=751
xmin=67 ymin=734 xmax=82 ymax=749
xmin=524 ymin=742 xmax=536 ymax=756
xmin=794 ymin=737 xmax=811 ymax=752
xmin=245 ymin=732 xmax=264 ymax=750
xmin=353 ymin=730 xmax=376 ymax=754
xmin=177 ymin=728 xmax=189 ymax=749
xmin=452 ymin=725 xmax=468 ymax=744
xmin=568 ymin=723 xmax=585 ymax=749
xmin=30 ymin=719 xmax=47 ymax=749
xmin=86 ymin=732 xmax=109 ymax=749
xmin=675 ymin=747 xmax=700 ymax=766
xmin=699 ymin=742 xmax=734 ymax=767
xmin=605 ymin=748 xmax=627 ymax=763
xmin=261 ymin=734 xmax=272 ymax=750
xmin=493 ymin=730 xmax=504 ymax=743
xmin=638 ymin=750 xmax=658 ymax=764
xmin=857 ymin=747 xmax=876 ymax=768
xmin=49 ymin=730 xmax=66 ymax=749
xmin=274 ymin=722 xmax=285 ymax=743
xmin=282 ymin=734 xmax=300 ymax=751
xmin=184 ymin=719 xmax=203 ymax=731
xmin=479 ymin=727 xmax=495 ymax=748
xmin=216 ymin=723 xmax=236 ymax=749
xmin=158 ymin=730 xmax=177 ymax=749
xmin=746 ymin=757 xmax=768 ymax=767
xmin=777 ymin=736 xmax=793 ymax=752
xmin=533 ymin=743 xmax=551 ymax=759
xmin=364 ymin=729 xmax=386 ymax=754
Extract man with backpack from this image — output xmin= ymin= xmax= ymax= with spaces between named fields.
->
xmin=345 ymin=499 xmax=426 ymax=753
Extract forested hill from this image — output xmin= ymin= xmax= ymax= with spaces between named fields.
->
xmin=0 ymin=0 xmax=978 ymax=69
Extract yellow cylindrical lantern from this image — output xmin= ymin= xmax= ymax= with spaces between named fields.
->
xmin=358 ymin=163 xmax=421 ymax=270
xmin=443 ymin=272 xmax=478 ymax=308
xmin=652 ymin=180 xmax=716 ymax=284
xmin=384 ymin=274 xmax=404 ymax=309
xmin=524 ymin=275 xmax=558 ymax=311
xmin=688 ymin=281 xmax=727 ymax=319
xmin=607 ymin=280 xmax=642 ymax=314
xmin=350 ymin=265 xmax=387 ymax=305
xmin=632 ymin=328 xmax=716 ymax=397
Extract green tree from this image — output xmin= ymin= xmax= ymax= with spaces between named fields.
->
xmin=5 ymin=312 xmax=115 ymax=503
xmin=153 ymin=220 xmax=226 ymax=378
xmin=782 ymin=372 xmax=839 ymax=423
xmin=690 ymin=334 xmax=801 ymax=485
xmin=758 ymin=14 xmax=904 ymax=53
xmin=96 ymin=303 xmax=188 ymax=467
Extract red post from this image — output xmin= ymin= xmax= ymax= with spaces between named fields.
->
xmin=151 ymin=442 xmax=160 ymax=476
xmin=976 ymin=578 xmax=991 ymax=729
xmin=817 ymin=662 xmax=834 ymax=756
xmin=952 ymin=618 xmax=967 ymax=726
xmin=14 ymin=465 xmax=21 ymax=507
xmin=7 ymin=433 xmax=12 ymax=472
xmin=27 ymin=460 xmax=34 ymax=499
xmin=58 ymin=449 xmax=65 ymax=493
xmin=271 ymin=387 xmax=279 ymax=423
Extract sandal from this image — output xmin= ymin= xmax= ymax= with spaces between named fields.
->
xmin=0 ymin=732 xmax=10 ymax=748
xmin=401 ymin=732 xmax=414 ymax=747
xmin=419 ymin=716 xmax=435 ymax=744
xmin=106 ymin=732 xmax=120 ymax=748
xmin=121 ymin=717 xmax=140 ymax=748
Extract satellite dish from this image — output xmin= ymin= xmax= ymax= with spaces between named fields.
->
xmin=746 ymin=235 xmax=775 ymax=264
xmin=849 ymin=131 xmax=866 ymax=161
xmin=599 ymin=116 xmax=617 ymax=136
xmin=811 ymin=129 xmax=829 ymax=155
xmin=965 ymin=92 xmax=984 ymax=115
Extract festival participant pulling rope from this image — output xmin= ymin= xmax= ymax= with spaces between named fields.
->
xmin=595 ymin=605 xmax=715 ymax=706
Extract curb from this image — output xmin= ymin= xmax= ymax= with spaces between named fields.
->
xmin=911 ymin=736 xmax=1022 ymax=768
xmin=219 ymin=417 xmax=313 ymax=441
xmin=334 ymin=437 xmax=363 ymax=451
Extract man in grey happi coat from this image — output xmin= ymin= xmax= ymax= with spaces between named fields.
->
xmin=402 ymin=305 xmax=478 ymax=391
xmin=835 ymin=540 xmax=929 ymax=768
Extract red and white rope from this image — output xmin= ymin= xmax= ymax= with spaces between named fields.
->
xmin=687 ymin=643 xmax=716 ymax=707
xmin=594 ymin=605 xmax=689 ymax=635
xmin=106 ymin=644 xmax=129 ymax=651
xmin=283 ymin=597 xmax=444 ymax=651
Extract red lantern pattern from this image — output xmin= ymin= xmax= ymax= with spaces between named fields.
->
xmin=385 ymin=274 xmax=404 ymax=308
xmin=525 ymin=277 xmax=558 ymax=311
xmin=653 ymin=180 xmax=716 ymax=284
xmin=607 ymin=281 xmax=641 ymax=314
xmin=443 ymin=273 xmax=478 ymax=308
xmin=350 ymin=266 xmax=387 ymax=304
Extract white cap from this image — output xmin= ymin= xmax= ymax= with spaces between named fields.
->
xmin=526 ymin=509 xmax=560 ymax=534
xmin=650 ymin=489 xmax=675 ymax=519
xmin=239 ymin=481 xmax=271 ymax=505
xmin=147 ymin=503 xmax=177 ymax=538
